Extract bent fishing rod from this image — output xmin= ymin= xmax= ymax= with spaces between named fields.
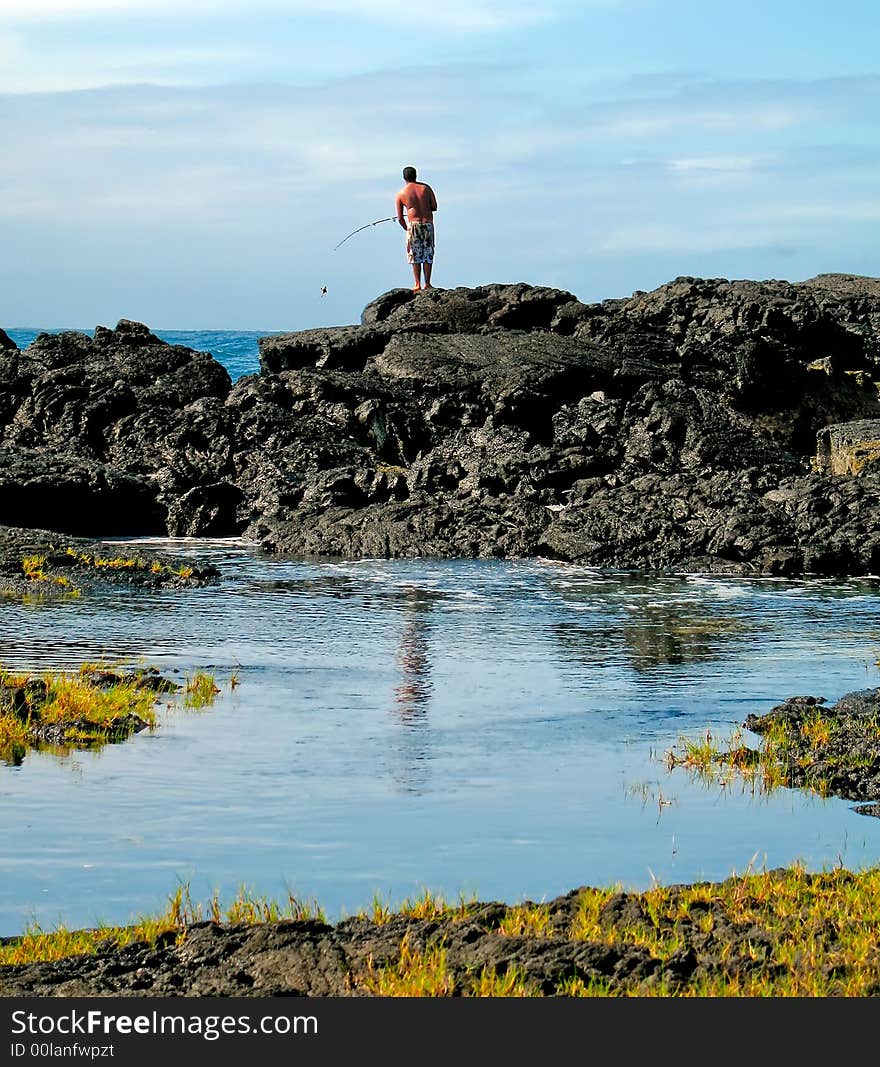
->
xmin=332 ymin=216 xmax=398 ymax=251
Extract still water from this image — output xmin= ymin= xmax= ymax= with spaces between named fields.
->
xmin=2 ymin=543 xmax=880 ymax=936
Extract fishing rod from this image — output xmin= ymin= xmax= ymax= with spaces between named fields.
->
xmin=333 ymin=216 xmax=397 ymax=252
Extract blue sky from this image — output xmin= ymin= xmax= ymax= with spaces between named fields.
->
xmin=2 ymin=0 xmax=878 ymax=330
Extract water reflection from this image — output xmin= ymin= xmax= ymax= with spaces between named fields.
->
xmin=549 ymin=575 xmax=758 ymax=673
xmin=389 ymin=587 xmax=438 ymax=793
xmin=620 ymin=608 xmax=751 ymax=670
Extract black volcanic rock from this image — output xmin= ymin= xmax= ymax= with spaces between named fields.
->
xmin=360 ymin=281 xmax=582 ymax=332
xmin=4 ymin=274 xmax=880 ymax=573
xmin=737 ymin=687 xmax=880 ymax=805
xmin=0 ymin=523 xmax=219 ymax=598
xmin=234 ymin=276 xmax=880 ymax=573
xmin=0 ymin=323 xmax=235 ymax=536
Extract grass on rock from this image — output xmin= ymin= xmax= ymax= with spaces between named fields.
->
xmin=6 ymin=866 xmax=880 ymax=995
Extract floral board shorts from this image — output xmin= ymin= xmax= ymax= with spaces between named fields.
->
xmin=406 ymin=221 xmax=435 ymax=264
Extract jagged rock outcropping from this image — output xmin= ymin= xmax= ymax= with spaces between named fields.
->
xmin=4 ymin=274 xmax=880 ymax=575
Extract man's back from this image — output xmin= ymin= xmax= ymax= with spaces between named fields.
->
xmin=396 ymin=181 xmax=437 ymax=224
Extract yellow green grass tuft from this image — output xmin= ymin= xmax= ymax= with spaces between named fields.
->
xmin=184 ymin=671 xmax=220 ymax=708
xmin=498 ymin=902 xmax=553 ymax=938
xmin=667 ymin=704 xmax=880 ymax=801
xmin=361 ymin=934 xmax=455 ymax=997
xmin=466 ymin=965 xmax=541 ymax=997
xmin=566 ymin=864 xmax=880 ymax=995
xmin=20 ymin=554 xmax=77 ymax=591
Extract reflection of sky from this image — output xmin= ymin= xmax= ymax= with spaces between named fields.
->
xmin=3 ymin=549 xmax=880 ymax=933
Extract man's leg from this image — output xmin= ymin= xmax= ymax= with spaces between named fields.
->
xmin=423 ymin=262 xmax=433 ymax=289
xmin=411 ymin=263 xmax=422 ymax=290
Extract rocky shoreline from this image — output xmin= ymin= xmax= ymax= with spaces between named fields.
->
xmin=0 ymin=882 xmax=807 ymax=997
xmin=3 ymin=272 xmax=880 ymax=576
xmin=0 ymin=866 xmax=870 ymax=998
xmin=2 ymin=864 xmax=878 ymax=997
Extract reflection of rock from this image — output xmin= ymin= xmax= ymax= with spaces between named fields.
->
xmin=622 ymin=611 xmax=747 ymax=670
xmin=554 ymin=594 xmax=750 ymax=672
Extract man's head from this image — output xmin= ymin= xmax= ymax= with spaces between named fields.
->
xmin=402 ymin=166 xmax=417 ymax=182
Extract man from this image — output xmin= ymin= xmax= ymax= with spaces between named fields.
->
xmin=395 ymin=166 xmax=437 ymax=292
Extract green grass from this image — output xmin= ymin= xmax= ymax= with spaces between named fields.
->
xmin=0 ymin=662 xmax=227 ymax=763
xmin=665 ymin=725 xmax=787 ymax=794
xmin=362 ymin=935 xmax=455 ymax=997
xmin=357 ymin=889 xmax=476 ymax=925
xmin=0 ymin=883 xmax=326 ymax=968
xmin=65 ymin=548 xmax=193 ymax=580
xmin=0 ymin=664 xmax=165 ymax=762
xmin=359 ymin=864 xmax=880 ymax=996
xmin=184 ymin=671 xmax=220 ymax=708
xmin=11 ymin=547 xmax=200 ymax=599
xmin=20 ymin=554 xmax=77 ymax=592
xmin=666 ymin=703 xmax=880 ymax=802
xmin=498 ymin=902 xmax=554 ymax=938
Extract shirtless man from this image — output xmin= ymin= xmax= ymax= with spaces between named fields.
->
xmin=395 ymin=166 xmax=437 ymax=292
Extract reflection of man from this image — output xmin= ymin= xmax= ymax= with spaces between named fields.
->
xmin=394 ymin=614 xmax=431 ymax=718
xmin=390 ymin=587 xmax=435 ymax=794
xmin=393 ymin=587 xmax=434 ymax=721
xmin=395 ymin=165 xmax=437 ymax=293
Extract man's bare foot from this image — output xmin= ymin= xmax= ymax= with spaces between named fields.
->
xmin=423 ymin=284 xmax=432 ymax=290
xmin=412 ymin=284 xmax=421 ymax=292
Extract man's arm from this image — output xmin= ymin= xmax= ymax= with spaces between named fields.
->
xmin=428 ymin=185 xmax=437 ymax=211
xmin=395 ymin=192 xmax=407 ymax=229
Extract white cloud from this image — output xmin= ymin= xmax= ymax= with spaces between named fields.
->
xmin=0 ymin=0 xmax=565 ymax=92
xmin=669 ymin=155 xmax=760 ymax=173
xmin=0 ymin=44 xmax=256 ymax=93
xmin=595 ymin=224 xmax=772 ymax=255
xmin=666 ymin=153 xmax=764 ymax=189
xmin=2 ymin=0 xmax=558 ymax=31
xmin=746 ymin=201 xmax=880 ymax=224
xmin=0 ymin=76 xmax=485 ymax=222
xmin=599 ymin=104 xmax=812 ymax=138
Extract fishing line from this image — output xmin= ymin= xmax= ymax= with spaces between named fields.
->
xmin=318 ymin=216 xmax=399 ymax=296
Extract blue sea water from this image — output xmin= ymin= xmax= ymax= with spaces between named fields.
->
xmin=5 ymin=327 xmax=270 ymax=382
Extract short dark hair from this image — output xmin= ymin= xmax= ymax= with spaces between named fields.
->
xmin=402 ymin=166 xmax=417 ymax=182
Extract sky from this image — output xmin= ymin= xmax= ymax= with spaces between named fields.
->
xmin=1 ymin=0 xmax=879 ymax=330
